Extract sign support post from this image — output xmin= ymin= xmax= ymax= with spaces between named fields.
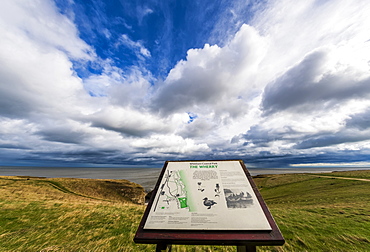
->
xmin=156 ymin=244 xmax=171 ymax=252
xmin=237 ymin=245 xmax=256 ymax=252
xmin=134 ymin=160 xmax=284 ymax=250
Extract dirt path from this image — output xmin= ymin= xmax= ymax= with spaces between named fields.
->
xmin=309 ymin=175 xmax=370 ymax=182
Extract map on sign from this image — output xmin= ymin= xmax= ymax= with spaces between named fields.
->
xmin=144 ymin=161 xmax=272 ymax=231
xmin=153 ymin=170 xmax=189 ymax=211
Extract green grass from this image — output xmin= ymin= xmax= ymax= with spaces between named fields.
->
xmin=0 ymin=176 xmax=152 ymax=251
xmin=313 ymin=169 xmax=370 ymax=179
xmin=0 ymin=201 xmax=153 ymax=251
xmin=1 ymin=171 xmax=369 ymax=251
xmin=255 ymin=171 xmax=370 ymax=251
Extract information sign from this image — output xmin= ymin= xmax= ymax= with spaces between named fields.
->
xmin=134 ymin=160 xmax=285 ymax=248
xmin=144 ymin=160 xmax=271 ymax=230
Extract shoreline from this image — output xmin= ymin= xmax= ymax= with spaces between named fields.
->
xmin=1 ymin=166 xmax=369 ymax=190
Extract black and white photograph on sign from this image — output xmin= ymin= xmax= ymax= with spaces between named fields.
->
xmin=224 ymin=188 xmax=253 ymax=209
xmin=144 ymin=161 xmax=272 ymax=231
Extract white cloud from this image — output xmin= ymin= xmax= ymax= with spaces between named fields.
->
xmin=116 ymin=34 xmax=151 ymax=58
xmin=0 ymin=28 xmax=89 ymax=117
xmin=0 ymin=0 xmax=94 ymax=60
xmin=89 ymin=105 xmax=172 ymax=137
xmin=136 ymin=6 xmax=154 ymax=25
xmin=253 ymin=0 xmax=370 ymax=82
xmin=0 ymin=0 xmax=97 ymax=119
xmin=152 ymin=24 xmax=267 ymax=118
xmin=130 ymin=134 xmax=209 ymax=154
xmin=82 ymin=62 xmax=153 ymax=107
xmin=1 ymin=0 xmax=370 ymax=166
xmin=235 ymin=0 xmax=370 ymax=155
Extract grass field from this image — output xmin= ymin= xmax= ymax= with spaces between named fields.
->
xmin=0 ymin=170 xmax=369 ymax=251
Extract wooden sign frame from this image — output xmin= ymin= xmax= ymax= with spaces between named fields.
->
xmin=134 ymin=160 xmax=284 ymax=249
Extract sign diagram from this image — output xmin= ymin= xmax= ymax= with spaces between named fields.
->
xmin=153 ymin=170 xmax=189 ymax=211
xmin=144 ymin=160 xmax=272 ymax=230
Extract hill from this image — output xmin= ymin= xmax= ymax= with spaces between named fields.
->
xmin=0 ymin=170 xmax=369 ymax=251
xmin=254 ymin=170 xmax=370 ymax=251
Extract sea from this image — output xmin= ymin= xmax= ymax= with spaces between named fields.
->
xmin=0 ymin=166 xmax=368 ymax=191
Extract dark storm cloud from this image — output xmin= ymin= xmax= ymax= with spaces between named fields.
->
xmin=178 ymin=118 xmax=215 ymax=139
xmin=294 ymin=130 xmax=370 ymax=149
xmin=37 ymin=130 xmax=87 ymax=145
xmin=91 ymin=121 xmax=155 ymax=138
xmin=287 ymin=151 xmax=370 ymax=166
xmin=0 ymin=143 xmax=30 ymax=150
xmin=0 ymin=68 xmax=42 ymax=119
xmin=26 ymin=149 xmax=123 ymax=165
xmin=294 ymin=111 xmax=370 ymax=149
xmin=152 ymin=65 xmax=230 ymax=115
xmin=234 ymin=125 xmax=299 ymax=147
xmin=262 ymin=50 xmax=370 ymax=115
xmin=345 ymin=110 xmax=370 ymax=130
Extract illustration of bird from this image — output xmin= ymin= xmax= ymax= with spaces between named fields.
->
xmin=203 ymin=197 xmax=217 ymax=209
xmin=214 ymin=183 xmax=221 ymax=197
xmin=197 ymin=182 xmax=205 ymax=192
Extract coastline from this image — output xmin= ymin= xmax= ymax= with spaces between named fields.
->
xmin=1 ymin=166 xmax=369 ymax=190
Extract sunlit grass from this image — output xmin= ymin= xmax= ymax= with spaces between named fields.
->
xmin=0 ymin=176 xmax=152 ymax=251
xmin=0 ymin=201 xmax=152 ymax=251
xmin=256 ymin=170 xmax=370 ymax=251
xmin=313 ymin=169 xmax=370 ymax=179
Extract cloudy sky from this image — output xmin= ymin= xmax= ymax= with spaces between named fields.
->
xmin=1 ymin=0 xmax=370 ymax=168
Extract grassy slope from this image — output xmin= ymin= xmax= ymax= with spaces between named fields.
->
xmin=0 ymin=171 xmax=369 ymax=251
xmin=0 ymin=176 xmax=151 ymax=251
xmin=255 ymin=172 xmax=370 ymax=251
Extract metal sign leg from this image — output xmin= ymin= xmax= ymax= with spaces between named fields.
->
xmin=156 ymin=243 xmax=172 ymax=252
xmin=237 ymin=245 xmax=256 ymax=252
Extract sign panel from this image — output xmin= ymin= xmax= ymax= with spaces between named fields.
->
xmin=144 ymin=160 xmax=271 ymax=230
